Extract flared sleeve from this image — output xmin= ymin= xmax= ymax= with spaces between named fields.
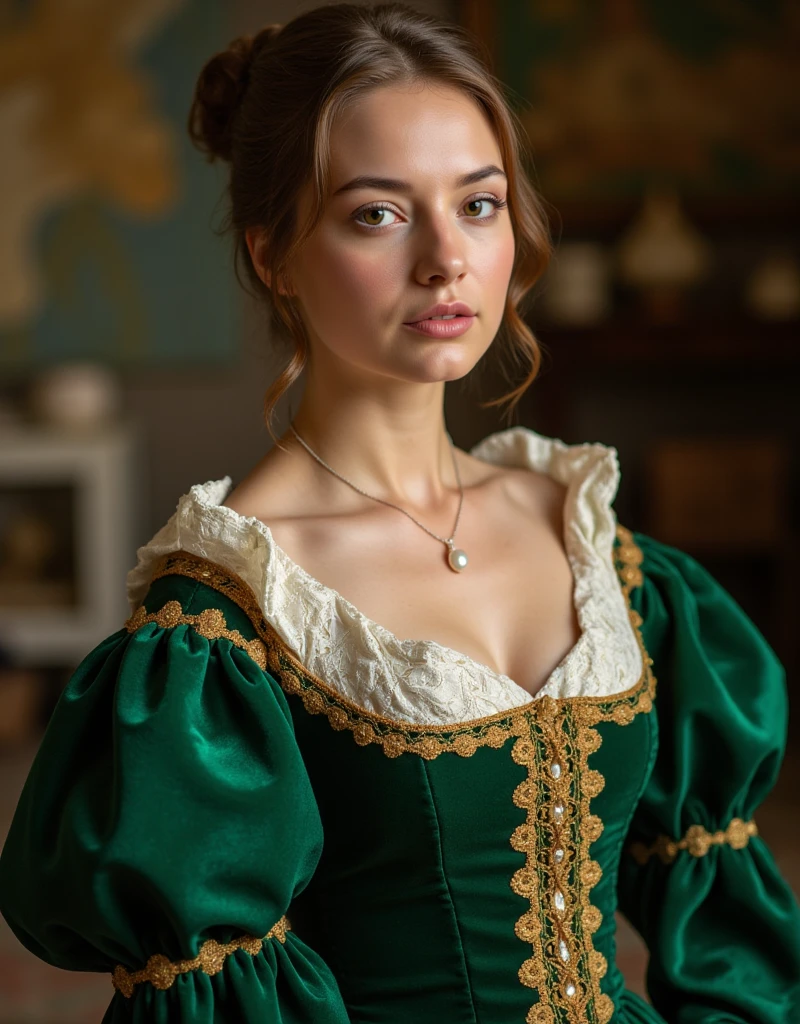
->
xmin=0 ymin=567 xmax=351 ymax=1023
xmin=615 ymin=526 xmax=800 ymax=1023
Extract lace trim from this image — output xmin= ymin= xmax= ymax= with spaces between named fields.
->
xmin=628 ymin=817 xmax=759 ymax=865
xmin=141 ymin=525 xmax=652 ymax=761
xmin=125 ymin=600 xmax=268 ymax=670
xmin=111 ymin=916 xmax=290 ymax=998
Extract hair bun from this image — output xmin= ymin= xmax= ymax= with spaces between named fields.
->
xmin=188 ymin=24 xmax=282 ymax=162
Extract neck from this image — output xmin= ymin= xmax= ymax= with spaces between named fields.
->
xmin=287 ymin=388 xmax=460 ymax=512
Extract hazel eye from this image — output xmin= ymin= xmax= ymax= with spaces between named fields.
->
xmin=463 ymin=197 xmax=497 ymax=218
xmin=355 ymin=204 xmax=399 ymax=228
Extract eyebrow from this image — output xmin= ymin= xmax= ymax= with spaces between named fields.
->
xmin=332 ymin=164 xmax=507 ymax=197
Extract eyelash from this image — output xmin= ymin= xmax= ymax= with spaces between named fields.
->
xmin=351 ymin=193 xmax=508 ymax=231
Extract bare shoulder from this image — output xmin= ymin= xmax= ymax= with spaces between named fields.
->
xmin=222 ymin=439 xmax=311 ymax=523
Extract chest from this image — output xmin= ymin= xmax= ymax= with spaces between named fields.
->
xmin=263 ymin=474 xmax=581 ymax=700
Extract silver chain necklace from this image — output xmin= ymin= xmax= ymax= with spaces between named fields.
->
xmin=288 ymin=422 xmax=469 ymax=573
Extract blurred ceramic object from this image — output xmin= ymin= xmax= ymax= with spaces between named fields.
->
xmin=744 ymin=250 xmax=800 ymax=321
xmin=615 ymin=184 xmax=712 ymax=323
xmin=28 ymin=362 xmax=121 ymax=430
xmin=540 ymin=242 xmax=613 ymax=326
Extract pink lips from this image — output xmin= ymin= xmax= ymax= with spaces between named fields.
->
xmin=405 ymin=301 xmax=475 ymax=322
xmin=403 ymin=315 xmax=476 ymax=338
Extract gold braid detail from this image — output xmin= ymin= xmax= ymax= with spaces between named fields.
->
xmin=629 ymin=817 xmax=758 ymax=865
xmin=509 ymin=524 xmax=653 ymax=1024
xmin=125 ymin=600 xmax=268 ymax=670
xmin=613 ymin=524 xmax=644 ymax=597
xmin=111 ymin=916 xmax=290 ymax=998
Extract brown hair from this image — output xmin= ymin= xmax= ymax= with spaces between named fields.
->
xmin=188 ymin=2 xmax=553 ymax=443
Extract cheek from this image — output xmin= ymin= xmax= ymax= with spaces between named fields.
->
xmin=473 ymin=228 xmax=515 ymax=301
xmin=302 ymin=234 xmax=402 ymax=320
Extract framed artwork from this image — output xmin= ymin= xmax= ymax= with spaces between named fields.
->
xmin=0 ymin=421 xmax=140 ymax=666
xmin=461 ymin=0 xmax=799 ymax=227
xmin=1 ymin=0 xmax=240 ymax=371
xmin=0 ymin=482 xmax=78 ymax=609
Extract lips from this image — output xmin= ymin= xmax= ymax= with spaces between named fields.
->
xmin=403 ymin=315 xmax=476 ymax=338
xmin=405 ymin=301 xmax=476 ymax=323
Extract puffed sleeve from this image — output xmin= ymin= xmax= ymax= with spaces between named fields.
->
xmin=615 ymin=526 xmax=800 ymax=1023
xmin=0 ymin=568 xmax=351 ymax=1023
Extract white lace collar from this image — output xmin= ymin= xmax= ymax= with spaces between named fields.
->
xmin=126 ymin=426 xmax=642 ymax=726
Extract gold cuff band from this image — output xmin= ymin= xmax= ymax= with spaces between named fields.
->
xmin=111 ymin=915 xmax=291 ymax=998
xmin=629 ymin=817 xmax=758 ymax=865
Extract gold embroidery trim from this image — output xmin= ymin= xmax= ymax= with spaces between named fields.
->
xmin=629 ymin=817 xmax=758 ymax=865
xmin=508 ymin=525 xmax=653 ymax=1024
xmin=509 ymin=624 xmax=653 ymax=1024
xmin=613 ymin=523 xmax=643 ymax=597
xmin=111 ymin=916 xmax=291 ymax=998
xmin=139 ymin=527 xmax=651 ymax=761
xmin=125 ymin=600 xmax=268 ymax=671
xmin=511 ymin=701 xmax=609 ymax=1024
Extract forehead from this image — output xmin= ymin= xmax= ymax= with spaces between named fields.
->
xmin=328 ymin=82 xmax=502 ymax=187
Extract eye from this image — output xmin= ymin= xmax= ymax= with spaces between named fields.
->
xmin=352 ymin=193 xmax=508 ymax=231
xmin=462 ymin=196 xmax=507 ymax=219
xmin=354 ymin=203 xmax=400 ymax=229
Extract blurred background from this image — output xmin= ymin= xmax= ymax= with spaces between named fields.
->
xmin=0 ymin=0 xmax=798 ymax=1019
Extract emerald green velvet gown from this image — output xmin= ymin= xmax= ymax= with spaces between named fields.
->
xmin=1 ymin=427 xmax=798 ymax=1024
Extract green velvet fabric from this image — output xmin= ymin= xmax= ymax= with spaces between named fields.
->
xmin=620 ymin=532 xmax=800 ymax=1023
xmin=0 ymin=577 xmax=351 ymax=1023
xmin=0 ymin=530 xmax=798 ymax=1023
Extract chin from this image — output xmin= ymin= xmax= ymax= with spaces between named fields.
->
xmin=403 ymin=354 xmax=480 ymax=384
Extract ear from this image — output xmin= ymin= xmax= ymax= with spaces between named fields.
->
xmin=245 ymin=226 xmax=271 ymax=288
xmin=244 ymin=227 xmax=293 ymax=296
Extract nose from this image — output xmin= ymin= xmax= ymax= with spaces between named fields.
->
xmin=412 ymin=211 xmax=467 ymax=287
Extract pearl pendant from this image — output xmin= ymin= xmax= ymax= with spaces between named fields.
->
xmin=447 ymin=543 xmax=468 ymax=572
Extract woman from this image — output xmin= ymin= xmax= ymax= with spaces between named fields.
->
xmin=1 ymin=4 xmax=798 ymax=1022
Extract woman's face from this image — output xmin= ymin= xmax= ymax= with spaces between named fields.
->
xmin=279 ymin=81 xmax=516 ymax=386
